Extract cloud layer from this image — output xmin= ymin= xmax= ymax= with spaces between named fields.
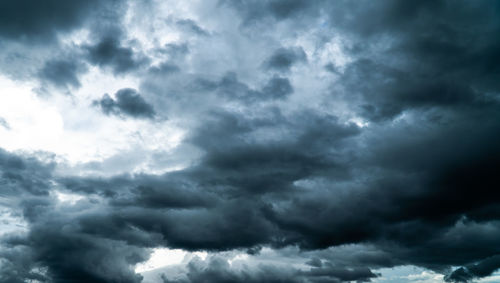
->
xmin=1 ymin=1 xmax=500 ymax=282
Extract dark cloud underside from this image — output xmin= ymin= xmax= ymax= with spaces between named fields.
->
xmin=0 ymin=0 xmax=102 ymax=41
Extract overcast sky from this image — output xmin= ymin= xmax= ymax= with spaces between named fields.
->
xmin=1 ymin=1 xmax=500 ymax=282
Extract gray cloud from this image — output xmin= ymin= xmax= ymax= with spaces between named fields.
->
xmin=0 ymin=149 xmax=54 ymax=196
xmin=37 ymin=59 xmax=87 ymax=89
xmin=220 ymin=0 xmax=320 ymax=27
xmin=261 ymin=76 xmax=294 ymax=99
xmin=159 ymin=254 xmax=378 ymax=283
xmin=2 ymin=0 xmax=500 ymax=282
xmin=0 ymin=0 xmax=105 ymax=42
xmin=192 ymin=73 xmax=294 ymax=103
xmin=85 ymin=36 xmax=148 ymax=74
xmin=264 ymin=47 xmax=307 ymax=72
xmin=158 ymin=43 xmax=190 ymax=60
xmin=445 ymin=255 xmax=500 ymax=282
xmin=94 ymin=88 xmax=156 ymax=119
xmin=176 ymin=19 xmax=210 ymax=36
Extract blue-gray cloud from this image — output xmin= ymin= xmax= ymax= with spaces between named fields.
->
xmin=85 ymin=36 xmax=148 ymax=74
xmin=2 ymin=1 xmax=500 ymax=283
xmin=94 ymin=88 xmax=156 ymax=119
xmin=264 ymin=47 xmax=307 ymax=72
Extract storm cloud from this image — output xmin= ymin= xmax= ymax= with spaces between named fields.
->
xmin=0 ymin=0 xmax=104 ymax=41
xmin=1 ymin=0 xmax=500 ymax=282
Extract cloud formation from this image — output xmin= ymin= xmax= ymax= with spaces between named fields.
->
xmin=94 ymin=88 xmax=156 ymax=119
xmin=38 ymin=59 xmax=87 ymax=89
xmin=1 ymin=0 xmax=500 ymax=282
xmin=85 ymin=36 xmax=148 ymax=74
xmin=0 ymin=0 xmax=103 ymax=41
xmin=263 ymin=47 xmax=307 ymax=72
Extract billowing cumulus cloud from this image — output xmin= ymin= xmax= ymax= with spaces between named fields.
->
xmin=1 ymin=0 xmax=500 ymax=282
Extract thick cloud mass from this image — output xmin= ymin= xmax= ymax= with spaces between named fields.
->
xmin=0 ymin=0 xmax=102 ymax=41
xmin=1 ymin=0 xmax=500 ymax=282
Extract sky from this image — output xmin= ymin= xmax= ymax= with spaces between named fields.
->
xmin=0 ymin=0 xmax=500 ymax=282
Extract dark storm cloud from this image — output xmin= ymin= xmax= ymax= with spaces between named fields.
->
xmin=0 ymin=235 xmax=44 ymax=283
xmin=264 ymin=47 xmax=307 ymax=72
xmin=67 ymin=173 xmax=216 ymax=209
xmin=445 ymin=255 xmax=500 ymax=282
xmin=338 ymin=59 xmax=482 ymax=121
xmin=303 ymin=264 xmax=378 ymax=282
xmin=85 ymin=36 xmax=148 ymax=74
xmin=113 ymin=185 xmax=211 ymax=209
xmin=0 ymin=150 xmax=148 ymax=283
xmin=187 ymin=110 xmax=359 ymax=194
xmin=37 ymin=59 xmax=87 ymax=89
xmin=49 ymin=109 xmax=359 ymax=252
xmin=191 ymin=2 xmax=500 ymax=280
xmin=0 ymin=0 xmax=129 ymax=84
xmin=9 ymin=98 xmax=499 ymax=282
xmin=259 ymin=105 xmax=500 ymax=254
xmin=0 ymin=149 xmax=54 ymax=196
xmin=324 ymin=0 xmax=500 ymax=122
xmin=0 ymin=151 xmax=136 ymax=283
xmin=27 ymin=224 xmax=147 ymax=283
xmin=3 ymin=0 xmax=500 ymax=282
xmin=3 ymin=102 xmax=500 ymax=282
xmin=1 ymin=211 xmax=148 ymax=283
xmin=94 ymin=88 xmax=156 ymax=119
xmin=0 ymin=0 xmax=104 ymax=42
